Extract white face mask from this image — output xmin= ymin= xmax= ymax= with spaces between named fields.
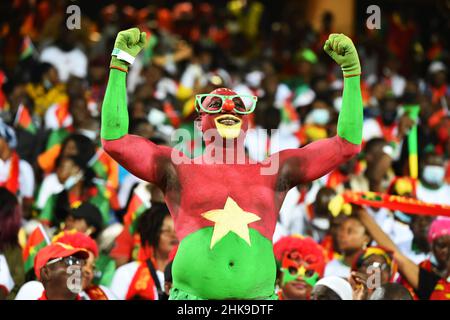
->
xmin=64 ymin=171 xmax=83 ymax=190
xmin=423 ymin=165 xmax=445 ymax=186
xmin=311 ymin=217 xmax=330 ymax=231
xmin=310 ymin=109 xmax=330 ymax=125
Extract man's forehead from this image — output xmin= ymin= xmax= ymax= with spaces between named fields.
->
xmin=209 ymin=88 xmax=238 ymax=96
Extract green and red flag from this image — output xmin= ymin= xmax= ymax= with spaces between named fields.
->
xmin=20 ymin=36 xmax=36 ymax=61
xmin=14 ymin=103 xmax=36 ymax=134
xmin=37 ymin=127 xmax=70 ymax=173
xmin=22 ymin=224 xmax=51 ymax=273
xmin=123 ymin=184 xmax=151 ymax=234
xmin=88 ymin=149 xmax=120 ymax=210
xmin=403 ymin=105 xmax=420 ymax=179
xmin=280 ymin=98 xmax=299 ymax=124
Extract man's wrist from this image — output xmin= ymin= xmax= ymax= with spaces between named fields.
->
xmin=110 ymin=56 xmax=129 ymax=73
xmin=111 ymin=48 xmax=135 ymax=65
xmin=342 ymin=66 xmax=361 ymax=77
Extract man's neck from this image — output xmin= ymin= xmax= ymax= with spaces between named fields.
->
xmin=44 ymin=289 xmax=78 ymax=300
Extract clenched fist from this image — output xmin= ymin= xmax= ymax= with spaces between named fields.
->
xmin=324 ymin=33 xmax=361 ymax=77
xmin=110 ymin=28 xmax=147 ymax=71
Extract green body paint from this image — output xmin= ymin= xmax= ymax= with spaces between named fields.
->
xmin=337 ymin=76 xmax=363 ymax=145
xmin=101 ymin=69 xmax=128 ymax=140
xmin=171 ymin=227 xmax=277 ymax=299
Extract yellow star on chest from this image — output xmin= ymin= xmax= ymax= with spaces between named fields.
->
xmin=201 ymin=197 xmax=261 ymax=249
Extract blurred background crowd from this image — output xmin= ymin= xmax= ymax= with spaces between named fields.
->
xmin=0 ymin=0 xmax=449 ymax=300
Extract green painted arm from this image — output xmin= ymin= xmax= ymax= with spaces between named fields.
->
xmin=337 ymin=76 xmax=363 ymax=145
xmin=101 ymin=28 xmax=146 ymax=140
xmin=100 ymin=69 xmax=128 ymax=140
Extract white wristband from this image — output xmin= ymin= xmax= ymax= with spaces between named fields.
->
xmin=111 ymin=48 xmax=135 ymax=65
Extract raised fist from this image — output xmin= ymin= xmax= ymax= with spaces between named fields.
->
xmin=324 ymin=33 xmax=361 ymax=77
xmin=111 ymin=28 xmax=147 ymax=70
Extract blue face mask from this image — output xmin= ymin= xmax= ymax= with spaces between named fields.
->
xmin=422 ymin=165 xmax=445 ymax=186
xmin=310 ymin=109 xmax=330 ymax=125
xmin=64 ymin=172 xmax=83 ymax=190
xmin=394 ymin=210 xmax=412 ymax=224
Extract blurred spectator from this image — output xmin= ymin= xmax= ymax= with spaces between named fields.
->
xmin=311 ymin=275 xmax=353 ymax=300
xmin=33 ymin=242 xmax=89 ymax=300
xmin=349 ymin=246 xmax=397 ymax=299
xmin=369 ymin=283 xmax=413 ymax=300
xmin=110 ymin=203 xmax=177 ymax=300
xmin=0 ymin=119 xmax=35 ymax=218
xmin=26 ymin=62 xmax=66 ymax=116
xmin=324 ymin=215 xmax=370 ymax=279
xmin=0 ymin=0 xmax=449 ymax=301
xmin=274 ymin=236 xmax=326 ymax=300
xmin=417 ymin=151 xmax=450 ymax=205
xmin=52 ymin=230 xmax=116 ymax=300
xmin=0 ymin=188 xmax=24 ymax=299
xmin=40 ymin=29 xmax=88 ymax=82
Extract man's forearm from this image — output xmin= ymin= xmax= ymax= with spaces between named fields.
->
xmin=101 ymin=68 xmax=129 ymax=140
xmin=337 ymin=76 xmax=363 ymax=145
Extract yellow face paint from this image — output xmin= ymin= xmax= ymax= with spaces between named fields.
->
xmin=214 ymin=115 xmax=242 ymax=139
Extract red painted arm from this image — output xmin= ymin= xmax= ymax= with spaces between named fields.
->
xmin=102 ymin=135 xmax=173 ymax=190
xmin=274 ymin=135 xmax=361 ymax=189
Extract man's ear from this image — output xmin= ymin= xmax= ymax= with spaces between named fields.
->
xmin=41 ymin=266 xmax=51 ymax=283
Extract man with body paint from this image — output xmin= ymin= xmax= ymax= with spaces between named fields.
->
xmin=101 ymin=28 xmax=363 ymax=299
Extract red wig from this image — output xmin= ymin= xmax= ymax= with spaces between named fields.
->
xmin=273 ymin=235 xmax=327 ymax=277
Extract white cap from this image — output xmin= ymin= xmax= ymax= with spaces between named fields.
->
xmin=245 ymin=70 xmax=264 ymax=88
xmin=314 ymin=276 xmax=353 ymax=300
xmin=428 ymin=61 xmax=447 ymax=74
xmin=14 ymin=281 xmax=44 ymax=300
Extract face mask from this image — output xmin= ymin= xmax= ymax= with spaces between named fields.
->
xmin=64 ymin=172 xmax=83 ymax=190
xmin=43 ymin=78 xmax=53 ymax=90
xmin=310 ymin=109 xmax=330 ymax=125
xmin=430 ymin=253 xmax=439 ymax=267
xmin=394 ymin=210 xmax=412 ymax=224
xmin=311 ymin=217 xmax=330 ymax=231
xmin=423 ymin=165 xmax=445 ymax=186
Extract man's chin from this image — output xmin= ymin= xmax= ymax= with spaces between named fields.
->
xmin=214 ymin=116 xmax=243 ymax=139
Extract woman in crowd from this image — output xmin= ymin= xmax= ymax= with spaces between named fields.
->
xmin=110 ymin=203 xmax=178 ymax=300
xmin=357 ymin=207 xmax=450 ymax=300
xmin=324 ymin=215 xmax=371 ymax=279
xmin=274 ymin=235 xmax=327 ymax=300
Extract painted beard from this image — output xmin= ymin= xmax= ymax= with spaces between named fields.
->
xmin=201 ymin=113 xmax=249 ymax=140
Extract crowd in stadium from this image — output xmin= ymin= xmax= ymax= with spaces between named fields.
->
xmin=0 ymin=0 xmax=449 ymax=300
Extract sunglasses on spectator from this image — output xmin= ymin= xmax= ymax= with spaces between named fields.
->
xmin=46 ymin=256 xmax=84 ymax=267
xmin=195 ymin=94 xmax=257 ymax=114
xmin=361 ymin=260 xmax=389 ymax=271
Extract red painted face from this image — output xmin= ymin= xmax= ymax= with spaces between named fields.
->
xmin=281 ymin=249 xmax=325 ymax=280
xmin=199 ymin=88 xmax=249 ymax=139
